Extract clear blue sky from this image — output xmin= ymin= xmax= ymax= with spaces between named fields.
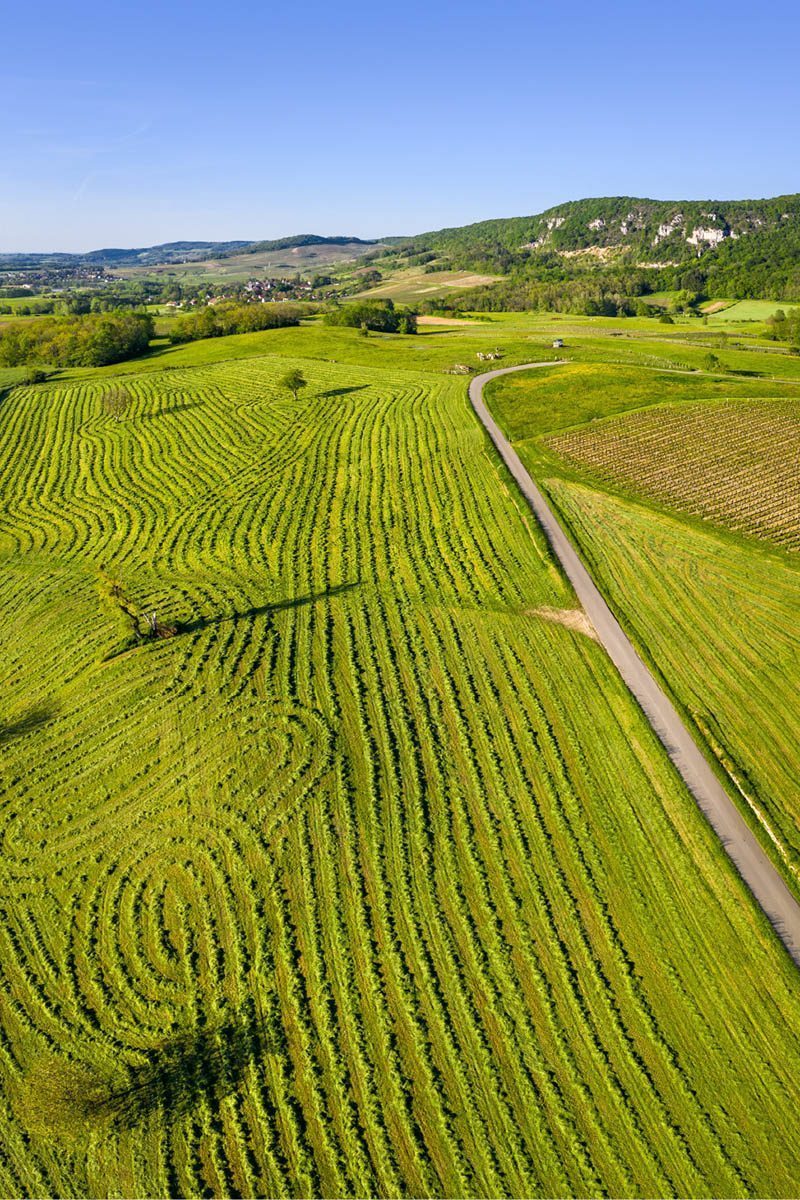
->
xmin=2 ymin=0 xmax=799 ymax=251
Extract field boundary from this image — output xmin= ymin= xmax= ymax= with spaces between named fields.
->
xmin=471 ymin=362 xmax=800 ymax=968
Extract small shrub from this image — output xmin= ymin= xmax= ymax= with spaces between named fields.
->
xmin=24 ymin=366 xmax=50 ymax=385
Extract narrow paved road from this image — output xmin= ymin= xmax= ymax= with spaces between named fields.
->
xmin=470 ymin=362 xmax=800 ymax=968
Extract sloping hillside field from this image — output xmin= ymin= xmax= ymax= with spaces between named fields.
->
xmin=3 ymin=349 xmax=800 ymax=1196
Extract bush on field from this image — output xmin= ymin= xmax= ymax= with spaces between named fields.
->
xmin=24 ymin=366 xmax=50 ymax=384
xmin=324 ymin=299 xmax=417 ymax=334
xmin=168 ymin=302 xmax=302 ymax=344
xmin=0 ymin=311 xmax=154 ymax=368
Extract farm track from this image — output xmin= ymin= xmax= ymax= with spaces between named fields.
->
xmin=472 ymin=362 xmax=800 ymax=967
xmin=2 ymin=355 xmax=800 ymax=1196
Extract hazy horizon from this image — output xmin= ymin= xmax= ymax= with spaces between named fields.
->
xmin=3 ymin=0 xmax=799 ymax=253
xmin=6 ymin=184 xmax=800 ymax=257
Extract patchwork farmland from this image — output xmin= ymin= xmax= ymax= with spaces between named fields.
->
xmin=548 ymin=398 xmax=800 ymax=550
xmin=2 ymin=337 xmax=800 ymax=1197
xmin=484 ymin=350 xmax=800 ymax=896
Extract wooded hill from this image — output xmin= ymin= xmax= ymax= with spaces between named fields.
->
xmin=401 ymin=194 xmax=800 ymax=301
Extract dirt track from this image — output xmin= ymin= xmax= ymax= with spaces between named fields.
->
xmin=470 ymin=362 xmax=800 ymax=968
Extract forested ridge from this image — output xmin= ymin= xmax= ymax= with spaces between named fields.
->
xmin=399 ymin=194 xmax=800 ymax=304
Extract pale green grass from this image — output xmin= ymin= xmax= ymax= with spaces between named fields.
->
xmin=708 ymin=299 xmax=799 ymax=322
xmin=485 ymin=360 xmax=800 ymax=445
xmin=115 ymin=241 xmax=382 ymax=282
xmin=352 ymin=267 xmax=500 ymax=303
xmin=42 ymin=308 xmax=800 ymax=389
xmin=486 ymin=357 xmax=800 ymax=899
xmin=639 ymin=290 xmax=680 ymax=308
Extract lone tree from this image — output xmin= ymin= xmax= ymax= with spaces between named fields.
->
xmin=97 ymin=566 xmax=177 ymax=646
xmin=279 ymin=369 xmax=307 ymax=401
xmin=103 ymin=386 xmax=132 ymax=421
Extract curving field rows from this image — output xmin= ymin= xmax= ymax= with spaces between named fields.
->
xmin=2 ymin=356 xmax=800 ymax=1196
xmin=547 ymin=398 xmax=800 ymax=550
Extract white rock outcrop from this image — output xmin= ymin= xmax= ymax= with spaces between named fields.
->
xmin=686 ymin=226 xmax=728 ymax=249
xmin=653 ymin=214 xmax=684 ymax=245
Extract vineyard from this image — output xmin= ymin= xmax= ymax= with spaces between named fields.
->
xmin=548 ymin=480 xmax=800 ymax=883
xmin=2 ymin=347 xmax=800 ymax=1197
xmin=547 ymin=398 xmax=800 ymax=550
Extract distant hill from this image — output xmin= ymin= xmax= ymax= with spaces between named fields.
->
xmin=0 ymin=235 xmax=378 ymax=271
xmin=401 ymin=195 xmax=800 ymax=300
xmin=409 ymin=194 xmax=800 ymax=265
xmin=224 ymin=234 xmax=375 ymax=258
xmin=0 ymin=241 xmax=247 ymax=270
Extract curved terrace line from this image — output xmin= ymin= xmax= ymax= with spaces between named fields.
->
xmin=470 ymin=362 xmax=800 ymax=969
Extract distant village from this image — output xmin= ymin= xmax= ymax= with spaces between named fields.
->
xmin=165 ymin=276 xmax=325 ymax=309
xmin=0 ymin=267 xmax=333 ymax=311
xmin=0 ymin=264 xmax=110 ymax=290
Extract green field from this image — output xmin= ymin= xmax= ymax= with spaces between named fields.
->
xmin=0 ymin=295 xmax=57 ymax=322
xmin=549 ymin=481 xmax=800 ymax=877
xmin=352 ymin=267 xmax=501 ymax=304
xmin=483 ymin=359 xmax=800 ymax=444
xmin=638 ymin=290 xmax=680 ymax=308
xmin=3 ymin=318 xmax=800 ymax=1197
xmin=114 ymin=241 xmax=382 ymax=283
xmin=644 ymin=298 xmax=795 ymax=324
xmin=706 ymin=299 xmax=797 ymax=322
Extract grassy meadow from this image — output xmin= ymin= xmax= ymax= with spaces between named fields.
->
xmin=706 ymin=298 xmax=798 ymax=322
xmin=549 ymin=481 xmax=800 ymax=881
xmin=2 ymin=314 xmax=800 ymax=1197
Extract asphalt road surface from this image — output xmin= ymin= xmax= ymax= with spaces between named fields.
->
xmin=470 ymin=362 xmax=800 ymax=968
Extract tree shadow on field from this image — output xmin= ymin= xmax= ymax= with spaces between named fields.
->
xmin=0 ymin=702 xmax=58 ymax=747
xmin=316 ymin=385 xmax=369 ymax=399
xmin=179 ymin=580 xmax=361 ymax=635
xmin=26 ymin=999 xmax=283 ymax=1135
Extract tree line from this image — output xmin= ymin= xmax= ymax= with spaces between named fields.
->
xmin=168 ymin=302 xmax=302 ymax=343
xmin=324 ymin=299 xmax=417 ymax=333
xmin=0 ymin=311 xmax=154 ymax=368
xmin=764 ymin=307 xmax=800 ymax=348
